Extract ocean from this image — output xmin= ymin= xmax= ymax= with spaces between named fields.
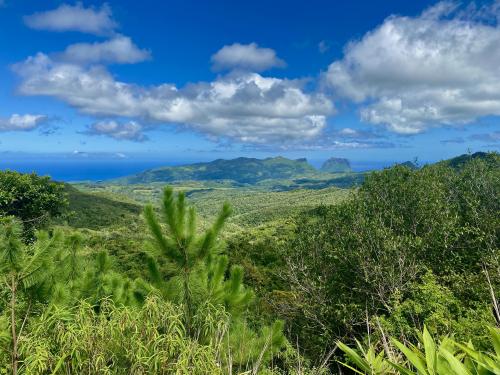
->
xmin=0 ymin=159 xmax=187 ymax=182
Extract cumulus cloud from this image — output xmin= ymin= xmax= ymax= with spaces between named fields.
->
xmin=85 ymin=120 xmax=147 ymax=141
xmin=57 ymin=36 xmax=150 ymax=64
xmin=325 ymin=1 xmax=500 ymax=134
xmin=0 ymin=114 xmax=48 ymax=131
xmin=211 ymin=43 xmax=285 ymax=72
xmin=14 ymin=53 xmax=332 ymax=144
xmin=257 ymin=139 xmax=395 ymax=151
xmin=24 ymin=3 xmax=117 ymax=35
xmin=336 ymin=127 xmax=382 ymax=139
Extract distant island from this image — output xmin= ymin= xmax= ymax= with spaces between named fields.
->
xmin=320 ymin=157 xmax=352 ymax=173
xmin=112 ymin=156 xmax=341 ymax=185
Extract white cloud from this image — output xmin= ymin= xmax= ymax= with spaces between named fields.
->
xmin=335 ymin=128 xmax=383 ymax=140
xmin=260 ymin=139 xmax=395 ymax=151
xmin=24 ymin=3 xmax=117 ymax=35
xmin=211 ymin=43 xmax=285 ymax=72
xmin=85 ymin=120 xmax=146 ymax=141
xmin=14 ymin=53 xmax=333 ymax=144
xmin=57 ymin=36 xmax=150 ymax=64
xmin=338 ymin=127 xmax=358 ymax=136
xmin=0 ymin=114 xmax=48 ymax=131
xmin=325 ymin=1 xmax=500 ymax=134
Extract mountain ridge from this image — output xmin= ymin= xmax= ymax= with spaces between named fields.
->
xmin=112 ymin=156 xmax=325 ymax=185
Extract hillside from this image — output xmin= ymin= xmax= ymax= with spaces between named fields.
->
xmin=113 ymin=156 xmax=322 ymax=184
xmin=57 ymin=184 xmax=142 ymax=229
xmin=440 ymin=151 xmax=499 ymax=169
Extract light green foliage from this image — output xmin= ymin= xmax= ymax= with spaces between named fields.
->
xmin=187 ymin=187 xmax=349 ymax=232
xmin=379 ymin=272 xmax=495 ymax=347
xmin=143 ymin=187 xmax=249 ymax=319
xmin=0 ymin=217 xmax=66 ymax=373
xmin=0 ymin=217 xmax=67 ymax=299
xmin=21 ymin=297 xmax=226 ymax=374
xmin=338 ymin=326 xmax=500 ymax=375
xmin=73 ymin=182 xmax=350 ymax=232
xmin=143 ymin=187 xmax=285 ymax=366
xmin=336 ymin=340 xmax=393 ymax=374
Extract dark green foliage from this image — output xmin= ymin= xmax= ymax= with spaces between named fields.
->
xmin=59 ymin=184 xmax=141 ymax=229
xmin=0 ymin=171 xmax=66 ymax=239
xmin=292 ymin=173 xmax=365 ymax=189
xmin=280 ymin=154 xmax=500 ymax=363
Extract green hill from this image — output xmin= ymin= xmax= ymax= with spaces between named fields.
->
xmin=113 ymin=156 xmax=321 ymax=184
xmin=440 ymin=151 xmax=499 ymax=169
xmin=57 ymin=184 xmax=142 ymax=229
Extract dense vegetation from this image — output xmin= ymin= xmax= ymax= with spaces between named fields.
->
xmin=58 ymin=184 xmax=141 ymax=229
xmin=274 ymin=155 xmax=499 ymax=365
xmin=0 ymin=152 xmax=498 ymax=374
xmin=0 ymin=171 xmax=66 ymax=239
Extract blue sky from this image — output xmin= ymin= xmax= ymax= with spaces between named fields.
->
xmin=0 ymin=0 xmax=499 ymax=165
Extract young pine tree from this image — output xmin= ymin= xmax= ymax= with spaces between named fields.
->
xmin=143 ymin=187 xmax=254 ymax=334
xmin=0 ymin=217 xmax=64 ymax=375
xmin=143 ymin=187 xmax=286 ymax=369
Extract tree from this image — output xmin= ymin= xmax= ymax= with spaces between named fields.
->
xmin=143 ymin=187 xmax=285 ymax=367
xmin=281 ymin=155 xmax=499 ymax=363
xmin=0 ymin=217 xmax=64 ymax=374
xmin=0 ymin=171 xmax=66 ymax=240
xmin=143 ymin=187 xmax=253 ymax=332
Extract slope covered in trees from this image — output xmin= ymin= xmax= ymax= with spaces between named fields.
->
xmin=59 ymin=184 xmax=141 ymax=229
xmin=0 ymin=152 xmax=498 ymax=374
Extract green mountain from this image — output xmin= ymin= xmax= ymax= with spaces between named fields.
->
xmin=320 ymin=157 xmax=352 ymax=173
xmin=113 ymin=156 xmax=320 ymax=184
